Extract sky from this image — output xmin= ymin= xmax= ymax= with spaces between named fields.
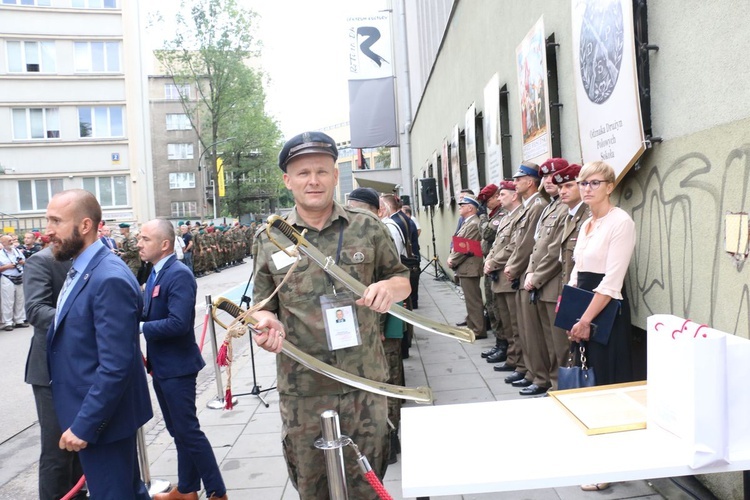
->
xmin=145 ymin=0 xmax=387 ymax=139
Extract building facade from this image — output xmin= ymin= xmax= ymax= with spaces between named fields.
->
xmin=0 ymin=0 xmax=153 ymax=231
xmin=402 ymin=2 xmax=749 ymax=496
xmin=148 ymin=74 xmax=206 ymax=222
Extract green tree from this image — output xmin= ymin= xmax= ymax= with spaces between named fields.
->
xmin=155 ymin=0 xmax=282 ymax=218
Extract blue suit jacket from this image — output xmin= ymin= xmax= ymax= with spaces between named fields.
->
xmin=47 ymin=245 xmax=153 ymax=445
xmin=142 ymin=255 xmax=204 ymax=379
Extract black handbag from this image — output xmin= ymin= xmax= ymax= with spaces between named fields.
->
xmin=557 ymin=342 xmax=596 ymax=390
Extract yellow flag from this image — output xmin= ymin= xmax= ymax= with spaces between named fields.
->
xmin=217 ymin=157 xmax=225 ymax=197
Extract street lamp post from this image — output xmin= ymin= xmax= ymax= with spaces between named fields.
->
xmin=198 ymin=137 xmax=235 ymax=220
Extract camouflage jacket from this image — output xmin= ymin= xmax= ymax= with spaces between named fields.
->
xmin=252 ymin=202 xmax=409 ymax=397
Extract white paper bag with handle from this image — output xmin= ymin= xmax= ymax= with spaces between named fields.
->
xmin=646 ymin=314 xmax=728 ymax=468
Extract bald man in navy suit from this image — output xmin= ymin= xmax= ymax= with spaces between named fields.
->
xmin=46 ymin=189 xmax=152 ymax=499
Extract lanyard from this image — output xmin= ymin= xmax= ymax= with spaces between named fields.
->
xmin=325 ymin=220 xmax=345 ymax=294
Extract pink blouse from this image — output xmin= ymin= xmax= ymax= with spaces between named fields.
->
xmin=569 ymin=207 xmax=636 ymax=300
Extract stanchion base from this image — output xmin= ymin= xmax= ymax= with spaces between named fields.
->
xmin=206 ymin=396 xmax=239 ymax=410
xmin=148 ymin=479 xmax=171 ymax=495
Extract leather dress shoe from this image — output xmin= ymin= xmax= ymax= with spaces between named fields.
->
xmin=493 ymin=362 xmax=516 ymax=372
xmin=481 ymin=345 xmax=500 ymax=358
xmin=519 ymin=384 xmax=549 ymax=396
xmin=504 ymin=371 xmax=526 ymax=383
xmin=511 ymin=378 xmax=532 ymax=387
xmin=456 ymin=320 xmax=467 ymax=327
xmin=485 ymin=350 xmax=507 ymax=363
xmin=153 ymin=487 xmax=199 ymax=500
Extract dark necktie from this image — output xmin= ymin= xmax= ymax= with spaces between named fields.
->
xmin=145 ymin=269 xmax=156 ymax=309
xmin=55 ymin=267 xmax=78 ymax=325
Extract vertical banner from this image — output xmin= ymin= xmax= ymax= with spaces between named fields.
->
xmin=450 ymin=124 xmax=462 ymax=202
xmin=572 ymin=0 xmax=645 ymax=184
xmin=515 ymin=17 xmax=552 ymax=166
xmin=216 ymin=157 xmax=225 ymax=197
xmin=464 ymin=103 xmax=480 ymax=194
xmin=431 ymin=150 xmax=441 ymax=204
xmin=483 ymin=73 xmax=503 ymax=184
xmin=347 ymin=13 xmax=399 ymax=147
xmin=441 ymin=138 xmax=451 ymax=208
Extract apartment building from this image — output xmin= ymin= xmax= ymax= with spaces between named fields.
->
xmin=148 ymin=74 xmax=206 ymax=222
xmin=0 ymin=0 xmax=153 ymax=231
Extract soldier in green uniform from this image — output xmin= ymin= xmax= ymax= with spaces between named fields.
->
xmin=252 ymin=132 xmax=410 ymax=500
xmin=118 ymin=223 xmax=141 ymax=278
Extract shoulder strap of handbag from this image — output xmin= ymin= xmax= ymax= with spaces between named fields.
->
xmin=384 ymin=219 xmax=407 ymax=253
xmin=393 ymin=212 xmax=414 ymax=257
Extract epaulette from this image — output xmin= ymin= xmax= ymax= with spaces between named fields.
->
xmin=254 ymin=223 xmax=268 ymax=239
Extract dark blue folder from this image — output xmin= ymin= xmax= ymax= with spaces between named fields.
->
xmin=554 ymin=285 xmax=621 ymax=345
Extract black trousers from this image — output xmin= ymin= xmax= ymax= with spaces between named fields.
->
xmin=32 ymin=384 xmax=86 ymax=500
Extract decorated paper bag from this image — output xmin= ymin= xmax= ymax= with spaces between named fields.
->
xmin=725 ymin=333 xmax=750 ymax=461
xmin=646 ymin=314 xmax=728 ymax=468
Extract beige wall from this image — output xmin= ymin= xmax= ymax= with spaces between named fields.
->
xmin=408 ymin=3 xmax=750 ymax=494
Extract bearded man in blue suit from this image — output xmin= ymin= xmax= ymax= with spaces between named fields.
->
xmin=46 ymin=189 xmax=152 ymax=498
xmin=138 ymin=218 xmax=227 ymax=500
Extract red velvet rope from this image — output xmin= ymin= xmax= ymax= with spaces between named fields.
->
xmin=364 ymin=470 xmax=394 ymax=500
xmin=61 ymin=474 xmax=86 ymax=500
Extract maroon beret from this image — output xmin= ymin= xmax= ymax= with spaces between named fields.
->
xmin=552 ymin=164 xmax=582 ymax=185
xmin=498 ymin=180 xmax=516 ymax=191
xmin=477 ymin=184 xmax=499 ymax=202
xmin=540 ymin=158 xmax=570 ymax=176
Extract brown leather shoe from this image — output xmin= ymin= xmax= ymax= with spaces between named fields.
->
xmin=153 ymin=487 xmax=199 ymax=500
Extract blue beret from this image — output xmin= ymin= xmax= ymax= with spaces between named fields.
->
xmin=278 ymin=131 xmax=338 ymax=171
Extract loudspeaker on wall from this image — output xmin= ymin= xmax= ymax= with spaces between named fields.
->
xmin=420 ymin=177 xmax=438 ymax=207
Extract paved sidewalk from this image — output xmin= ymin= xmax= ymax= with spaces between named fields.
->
xmin=143 ymin=269 xmax=706 ymax=499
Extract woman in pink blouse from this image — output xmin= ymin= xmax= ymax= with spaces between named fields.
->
xmin=568 ymin=160 xmax=636 ymax=386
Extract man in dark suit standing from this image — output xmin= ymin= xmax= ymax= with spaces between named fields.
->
xmin=24 ymin=246 xmax=86 ymax=500
xmin=46 ymin=189 xmax=152 ymax=499
xmin=138 ymin=219 xmax=228 ymax=500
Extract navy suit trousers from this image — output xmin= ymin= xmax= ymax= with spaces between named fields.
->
xmin=77 ymin=434 xmax=149 ymax=499
xmin=153 ymin=373 xmax=226 ymax=496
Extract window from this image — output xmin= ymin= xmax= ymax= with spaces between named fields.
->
xmin=165 ymin=113 xmax=191 ymax=130
xmin=171 ymin=201 xmax=198 ymax=217
xmin=6 ymin=41 xmax=55 ymax=73
xmin=2 ymin=0 xmax=51 ymax=5
xmin=165 ymin=83 xmax=190 ymax=100
xmin=74 ymin=42 xmax=120 ymax=73
xmin=169 ymin=172 xmax=196 ymax=189
xmin=18 ymin=179 xmax=63 ymax=211
xmin=82 ymin=176 xmax=127 ymax=207
xmin=167 ymin=143 xmax=194 ymax=160
xmin=78 ymin=106 xmax=124 ymax=138
xmin=72 ymin=0 xmax=116 ymax=7
xmin=12 ymin=108 xmax=60 ymax=139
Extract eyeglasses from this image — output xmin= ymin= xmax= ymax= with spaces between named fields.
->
xmin=577 ymin=179 xmax=610 ymax=190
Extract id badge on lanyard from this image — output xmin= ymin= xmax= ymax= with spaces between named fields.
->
xmin=319 ymin=220 xmax=362 ymax=351
xmin=320 ymin=291 xmax=361 ymax=351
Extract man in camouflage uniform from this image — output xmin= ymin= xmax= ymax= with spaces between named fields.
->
xmin=118 ymin=223 xmax=140 ymax=277
xmin=252 ymin=131 xmax=410 ymax=500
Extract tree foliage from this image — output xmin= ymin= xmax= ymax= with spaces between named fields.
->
xmin=155 ymin=0 xmax=284 ymax=218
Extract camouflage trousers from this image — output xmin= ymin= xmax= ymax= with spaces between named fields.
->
xmin=280 ymin=390 xmax=389 ymax=500
xmin=383 ymin=338 xmax=403 ymax=431
xmin=484 ymin=276 xmax=501 ymax=338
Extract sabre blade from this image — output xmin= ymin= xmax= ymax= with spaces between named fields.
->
xmin=212 ymin=297 xmax=434 ymax=404
xmin=266 ymin=215 xmax=474 ymax=343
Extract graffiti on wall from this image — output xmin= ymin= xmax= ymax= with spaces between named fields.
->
xmin=618 ymin=144 xmax=750 ymax=336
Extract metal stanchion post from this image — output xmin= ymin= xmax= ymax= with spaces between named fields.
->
xmin=136 ymin=427 xmax=170 ymax=495
xmin=205 ymin=294 xmax=238 ymax=409
xmin=314 ymin=410 xmax=349 ymax=500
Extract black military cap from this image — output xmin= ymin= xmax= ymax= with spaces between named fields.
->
xmin=278 ymin=131 xmax=338 ymax=171
xmin=348 ymin=187 xmax=380 ymax=211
